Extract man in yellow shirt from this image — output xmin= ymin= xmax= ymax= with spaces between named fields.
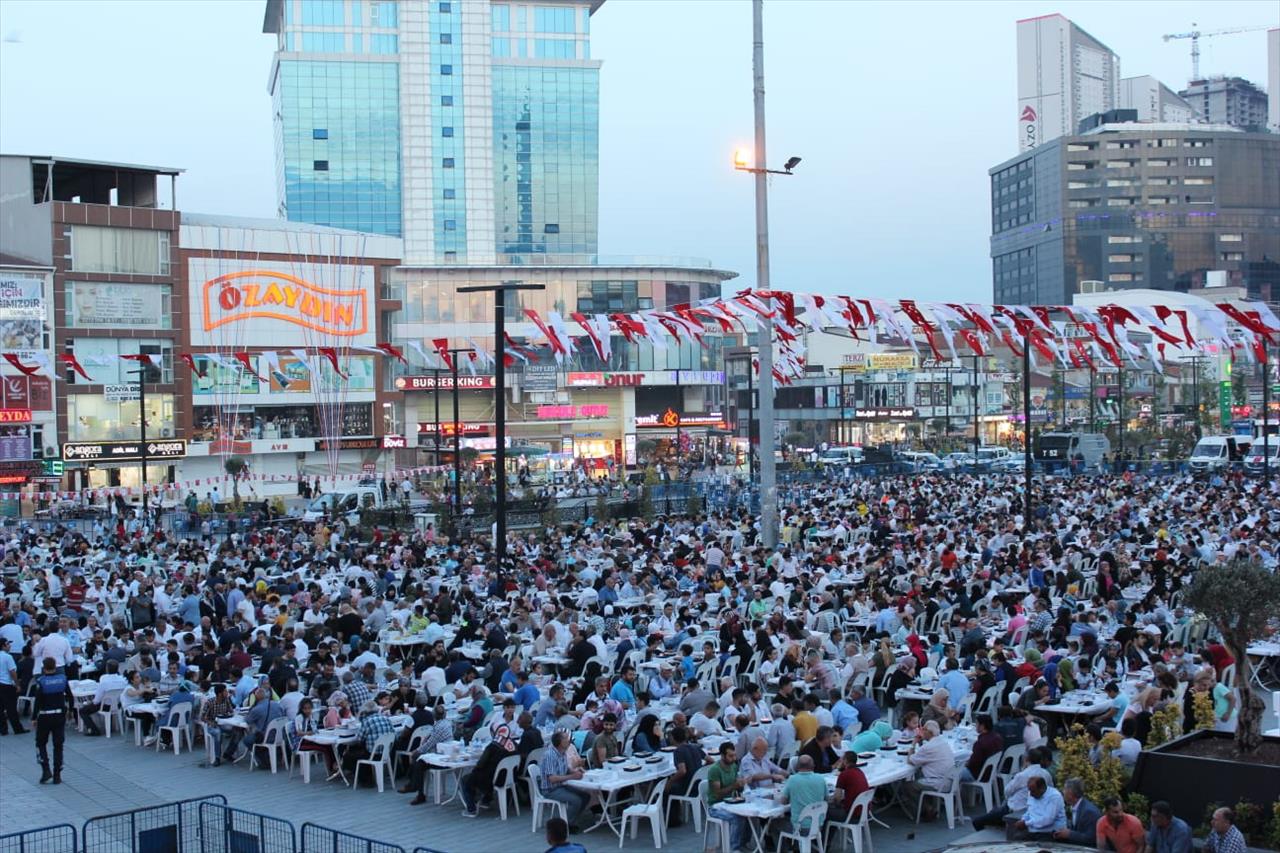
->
xmin=791 ymin=698 xmax=818 ymax=743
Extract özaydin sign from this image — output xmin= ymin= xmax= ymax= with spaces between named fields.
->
xmin=187 ymin=258 xmax=375 ymax=348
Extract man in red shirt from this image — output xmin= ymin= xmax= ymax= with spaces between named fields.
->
xmin=1205 ymin=643 xmax=1235 ymax=676
xmin=1095 ymin=796 xmax=1146 ymax=853
xmin=831 ymin=750 xmax=870 ymax=822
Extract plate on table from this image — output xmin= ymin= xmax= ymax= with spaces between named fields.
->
xmin=623 ymin=764 xmax=643 ymax=772
xmin=723 ymin=796 xmax=745 ymax=804
xmin=645 ymin=756 xmax=664 ymax=764
xmin=634 ymin=751 xmax=653 ymax=758
xmin=880 ymin=744 xmax=895 ymax=751
xmin=608 ymin=757 xmax=628 ymax=765
xmin=857 ymin=752 xmax=876 ymax=760
xmin=660 ymin=746 xmax=677 ymax=753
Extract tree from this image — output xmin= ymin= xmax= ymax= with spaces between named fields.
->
xmin=224 ymin=456 xmax=246 ymax=506
xmin=1184 ymin=556 xmax=1280 ymax=754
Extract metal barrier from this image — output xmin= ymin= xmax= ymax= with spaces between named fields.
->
xmin=0 ymin=824 xmax=78 ymax=853
xmin=299 ymin=824 xmax=406 ymax=853
xmin=82 ymin=794 xmax=227 ymax=853
xmin=198 ymin=804 xmax=296 ymax=853
xmin=411 ymin=849 xmax=448 ymax=853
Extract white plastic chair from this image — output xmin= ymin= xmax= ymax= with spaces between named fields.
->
xmin=665 ymin=764 xmax=710 ymax=832
xmin=700 ymin=780 xmax=733 ymax=853
xmin=776 ymin=800 xmax=827 ymax=853
xmin=94 ymin=690 xmax=124 ymax=738
xmin=1220 ymin=663 xmax=1236 ymax=687
xmin=155 ymin=704 xmax=193 ymax=755
xmin=974 ymin=684 xmax=1002 ymax=718
xmin=250 ymin=717 xmax=292 ymax=774
xmin=201 ymin=721 xmax=219 ymax=766
xmin=826 ymin=789 xmax=875 ymax=853
xmin=996 ymin=743 xmax=1025 ymax=801
xmin=395 ymin=725 xmax=429 ymax=777
xmin=619 ymin=778 xmax=667 ymax=848
xmin=492 ymin=753 xmax=523 ymax=820
xmin=353 ymin=731 xmax=396 ymax=791
xmin=960 ymin=751 xmax=1001 ymax=814
xmin=915 ymin=767 xmax=963 ymax=830
xmin=526 ymin=763 xmax=568 ymax=833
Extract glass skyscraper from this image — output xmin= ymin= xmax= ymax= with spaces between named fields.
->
xmin=264 ymin=0 xmax=601 ymax=263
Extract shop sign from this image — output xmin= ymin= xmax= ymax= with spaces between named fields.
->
xmin=867 ymin=353 xmax=917 ymax=371
xmin=0 ymin=276 xmax=44 ymax=318
xmin=1 ymin=376 xmax=28 ymax=409
xmin=395 ymin=375 xmax=495 ymax=391
xmin=603 ymin=373 xmax=644 ymax=387
xmin=635 ymin=408 xmax=726 ymax=429
xmin=0 ymin=409 xmax=32 ymax=424
xmin=853 ymin=407 xmax=916 ymax=420
xmin=676 ymin=370 xmax=725 ymax=385
xmin=842 ymin=354 xmax=867 ymax=369
xmin=317 ymin=437 xmax=379 ymax=450
xmin=0 ymin=436 xmax=29 ymax=461
xmin=624 ymin=433 xmax=637 ymax=465
xmin=103 ymin=384 xmax=140 ymax=402
xmin=566 ymin=372 xmax=604 ymax=387
xmin=61 ymin=439 xmax=188 ymax=462
xmin=382 ymin=434 xmax=407 ymax=449
xmin=29 ymin=376 xmax=51 ymax=411
xmin=70 ymin=282 xmax=167 ymax=328
xmin=417 ymin=422 xmax=491 ymax=437
xmin=41 ymin=459 xmax=64 ymax=476
xmin=536 ymin=404 xmax=610 ymax=420
xmin=521 ymin=363 xmax=558 ymax=391
xmin=189 ymin=437 xmax=317 ymax=457
xmin=201 ymin=270 xmax=367 ymax=337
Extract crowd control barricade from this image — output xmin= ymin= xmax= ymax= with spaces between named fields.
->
xmin=299 ymin=824 xmax=406 ymax=853
xmin=198 ymin=803 xmax=297 ymax=853
xmin=0 ymin=824 xmax=78 ymax=853
xmin=82 ymin=795 xmax=227 ymax=853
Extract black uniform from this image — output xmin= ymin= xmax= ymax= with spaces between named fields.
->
xmin=33 ymin=670 xmax=71 ymax=781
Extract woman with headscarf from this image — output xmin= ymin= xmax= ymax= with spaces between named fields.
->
xmin=886 ymin=655 xmax=917 ymax=708
xmin=906 ymin=633 xmax=928 ymax=670
xmin=1057 ymin=658 xmax=1077 ymax=693
xmin=322 ymin=690 xmax=352 ymax=728
xmin=922 ymin=688 xmax=956 ymax=731
xmin=1014 ymin=647 xmax=1044 ymax=681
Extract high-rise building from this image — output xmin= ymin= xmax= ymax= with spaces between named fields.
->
xmin=1268 ymin=28 xmax=1279 ymax=134
xmin=1178 ymin=76 xmax=1270 ymax=132
xmin=263 ymin=0 xmax=601 ymax=264
xmin=1016 ymin=14 xmax=1121 ymax=152
xmin=1119 ymin=76 xmax=1197 ymax=124
xmin=988 ymin=121 xmax=1280 ymax=305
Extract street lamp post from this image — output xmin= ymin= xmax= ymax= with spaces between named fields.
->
xmin=733 ymin=0 xmax=801 ymax=549
xmin=122 ymin=367 xmax=150 ymax=524
xmin=971 ymin=355 xmax=980 ymax=458
xmin=1022 ymin=336 xmax=1032 ymax=522
xmin=1263 ymin=340 xmax=1271 ymax=481
xmin=457 ymin=282 xmax=544 ymax=564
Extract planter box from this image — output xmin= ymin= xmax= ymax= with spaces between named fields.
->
xmin=1130 ymin=730 xmax=1280 ymax=826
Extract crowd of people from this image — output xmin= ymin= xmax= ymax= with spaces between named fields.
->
xmin=0 ymin=467 xmax=1276 ymax=853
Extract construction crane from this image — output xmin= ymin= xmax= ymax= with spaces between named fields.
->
xmin=1163 ymin=24 xmax=1273 ymax=81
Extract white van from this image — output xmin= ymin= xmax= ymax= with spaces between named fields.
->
xmin=976 ymin=446 xmax=1011 ymax=465
xmin=818 ymin=446 xmax=863 ymax=466
xmin=301 ymin=486 xmax=384 ymax=522
xmin=1244 ymin=440 xmax=1279 ymax=474
xmin=1035 ymin=432 xmax=1111 ymax=470
xmin=1189 ymin=435 xmax=1247 ymax=473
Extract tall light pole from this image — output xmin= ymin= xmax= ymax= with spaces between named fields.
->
xmin=458 ymin=282 xmax=544 ymax=564
xmin=734 ymin=0 xmax=801 ymax=549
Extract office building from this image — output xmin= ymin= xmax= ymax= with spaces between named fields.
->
xmin=263 ymin=0 xmax=602 ymax=264
xmin=1016 ymin=14 xmax=1121 ymax=152
xmin=1269 ymin=28 xmax=1278 ymax=133
xmin=1119 ymin=76 xmax=1197 ymax=124
xmin=989 ymin=121 xmax=1280 ymax=305
xmin=1179 ymin=76 xmax=1270 ymax=132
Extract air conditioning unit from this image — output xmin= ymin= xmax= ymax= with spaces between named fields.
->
xmin=1078 ymin=280 xmax=1109 ymax=294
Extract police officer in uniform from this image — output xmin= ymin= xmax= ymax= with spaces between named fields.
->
xmin=33 ymin=656 xmax=71 ymax=784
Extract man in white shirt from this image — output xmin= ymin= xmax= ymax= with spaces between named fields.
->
xmin=689 ymin=701 xmax=726 ymax=737
xmin=33 ymin=623 xmax=75 ymax=673
xmin=83 ymin=661 xmax=129 ymax=736
xmin=902 ymin=721 xmax=956 ymax=818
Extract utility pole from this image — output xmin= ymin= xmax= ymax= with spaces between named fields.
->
xmin=458 ymin=281 xmax=544 ymax=563
xmin=747 ymin=353 xmax=756 ymax=478
xmin=1089 ymin=367 xmax=1097 ymax=433
xmin=751 ymin=0 xmax=777 ymax=548
xmin=1118 ymin=363 xmax=1125 ymax=462
xmin=433 ymin=367 xmax=442 ymax=465
xmin=1264 ymin=340 xmax=1271 ymax=481
xmin=1023 ymin=335 xmax=1032 ymax=522
xmin=971 ymin=355 xmax=980 ymax=458
xmin=130 ymin=368 xmax=149 ymax=524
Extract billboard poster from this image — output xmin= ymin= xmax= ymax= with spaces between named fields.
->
xmin=28 ymin=376 xmax=52 ymax=411
xmin=521 ymin=363 xmax=558 ymax=391
xmin=187 ymin=257 xmax=375 ymax=348
xmin=1 ymin=375 xmax=28 ymax=409
xmin=0 ymin=435 xmax=30 ymax=461
xmin=193 ymin=356 xmax=260 ymax=395
xmin=269 ymin=353 xmax=313 ymax=393
xmin=70 ymin=282 xmax=167 ymax=328
xmin=0 ymin=275 xmax=44 ymax=351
